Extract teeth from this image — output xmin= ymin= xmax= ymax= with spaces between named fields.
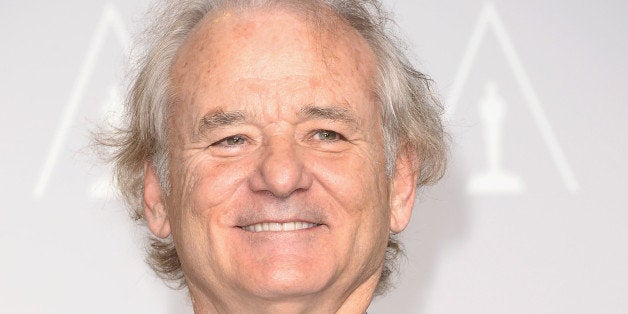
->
xmin=284 ymin=222 xmax=295 ymax=231
xmin=242 ymin=222 xmax=319 ymax=232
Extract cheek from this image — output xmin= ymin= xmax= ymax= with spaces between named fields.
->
xmin=190 ymin=158 xmax=253 ymax=215
xmin=304 ymin=149 xmax=391 ymax=267
xmin=305 ymin=147 xmax=389 ymax=221
xmin=166 ymin=153 xmax=251 ymax=227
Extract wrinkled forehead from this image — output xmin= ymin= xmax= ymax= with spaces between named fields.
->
xmin=169 ymin=3 xmax=379 ymax=97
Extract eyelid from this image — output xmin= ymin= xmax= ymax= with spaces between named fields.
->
xmin=312 ymin=129 xmax=346 ymax=141
xmin=210 ymin=134 xmax=248 ymax=147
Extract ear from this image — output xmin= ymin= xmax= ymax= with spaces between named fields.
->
xmin=143 ymin=161 xmax=171 ymax=239
xmin=389 ymin=151 xmax=419 ymax=234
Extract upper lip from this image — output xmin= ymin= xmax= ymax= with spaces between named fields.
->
xmin=231 ymin=201 xmax=329 ymax=228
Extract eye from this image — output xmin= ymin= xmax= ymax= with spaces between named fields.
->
xmin=212 ymin=135 xmax=246 ymax=147
xmin=313 ymin=130 xmax=343 ymax=141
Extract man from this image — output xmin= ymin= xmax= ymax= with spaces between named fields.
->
xmin=104 ymin=0 xmax=446 ymax=312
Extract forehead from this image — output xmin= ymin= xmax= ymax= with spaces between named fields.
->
xmin=170 ymin=5 xmax=378 ymax=118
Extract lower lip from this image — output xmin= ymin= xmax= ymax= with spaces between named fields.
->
xmin=232 ymin=224 xmax=328 ymax=263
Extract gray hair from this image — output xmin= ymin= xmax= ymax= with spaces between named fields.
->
xmin=100 ymin=0 xmax=446 ymax=296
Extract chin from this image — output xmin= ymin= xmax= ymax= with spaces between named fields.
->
xmin=240 ymin=258 xmax=337 ymax=299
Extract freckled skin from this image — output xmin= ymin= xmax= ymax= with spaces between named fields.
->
xmin=143 ymin=6 xmax=416 ymax=314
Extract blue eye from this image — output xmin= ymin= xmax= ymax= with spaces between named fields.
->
xmin=314 ymin=130 xmax=341 ymax=141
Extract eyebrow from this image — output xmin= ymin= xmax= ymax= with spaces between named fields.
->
xmin=198 ymin=109 xmax=247 ymax=134
xmin=298 ymin=105 xmax=358 ymax=124
xmin=196 ymin=104 xmax=358 ymax=137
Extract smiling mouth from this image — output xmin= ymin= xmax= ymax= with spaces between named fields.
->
xmin=241 ymin=222 xmax=320 ymax=232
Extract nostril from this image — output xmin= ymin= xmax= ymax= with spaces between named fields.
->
xmin=248 ymin=144 xmax=312 ymax=197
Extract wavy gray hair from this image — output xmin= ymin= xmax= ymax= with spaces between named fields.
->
xmin=100 ymin=0 xmax=446 ymax=296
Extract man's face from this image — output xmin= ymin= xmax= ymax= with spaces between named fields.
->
xmin=144 ymin=7 xmax=415 ymax=308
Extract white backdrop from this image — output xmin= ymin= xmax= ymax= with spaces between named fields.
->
xmin=1 ymin=0 xmax=627 ymax=313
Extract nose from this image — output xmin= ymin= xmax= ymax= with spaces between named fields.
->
xmin=248 ymin=137 xmax=313 ymax=198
